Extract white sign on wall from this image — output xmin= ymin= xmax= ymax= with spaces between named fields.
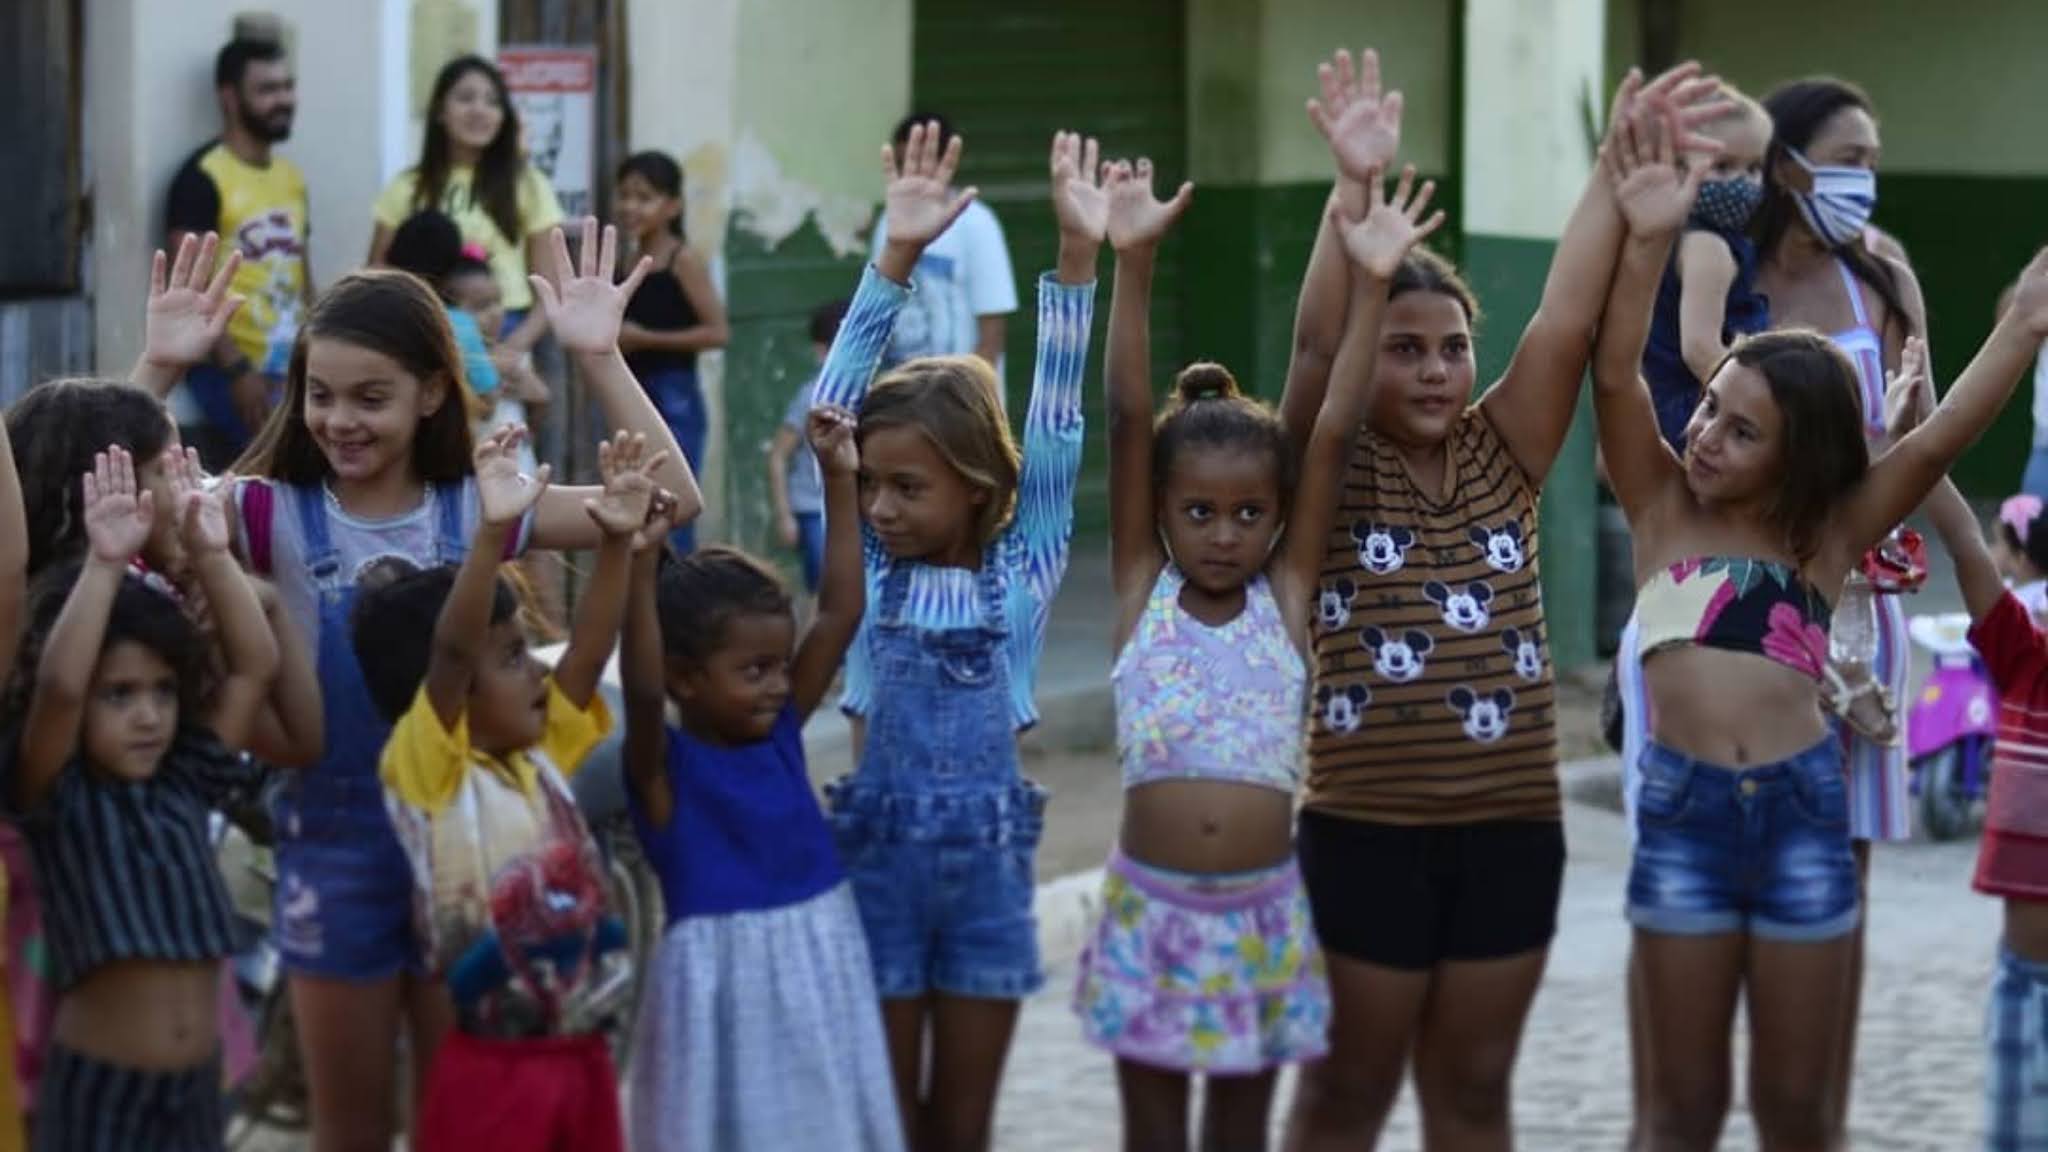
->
xmin=499 ymin=46 xmax=597 ymax=219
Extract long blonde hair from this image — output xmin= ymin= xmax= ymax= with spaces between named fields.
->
xmin=857 ymin=356 xmax=1020 ymax=546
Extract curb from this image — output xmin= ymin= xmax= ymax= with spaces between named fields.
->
xmin=1030 ymin=754 xmax=1628 ymax=970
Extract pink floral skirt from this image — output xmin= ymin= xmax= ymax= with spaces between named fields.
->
xmin=1072 ymin=849 xmax=1328 ymax=1074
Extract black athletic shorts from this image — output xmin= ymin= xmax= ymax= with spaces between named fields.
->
xmin=1297 ymin=809 xmax=1566 ymax=971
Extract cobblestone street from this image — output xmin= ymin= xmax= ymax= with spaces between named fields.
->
xmin=997 ymin=782 xmax=1998 ymax=1151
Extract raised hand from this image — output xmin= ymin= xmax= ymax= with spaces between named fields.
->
xmin=1883 ymin=336 xmax=1934 ymax=439
xmin=143 ymin=233 xmax=244 ymax=370
xmin=82 ymin=446 xmax=156 ymax=566
xmin=1337 ymin=165 xmax=1447 ymax=279
xmin=584 ymin=431 xmax=668 ymax=538
xmin=882 ymin=121 xmax=977 ymax=251
xmin=1606 ymin=61 xmax=1732 ymax=157
xmin=1606 ymin=105 xmax=1707 ymax=238
xmin=1105 ymin=158 xmax=1194 ymax=252
xmin=807 ymin=405 xmax=860 ymax=477
xmin=1308 ymin=47 xmax=1405 ymax=185
xmin=529 ymin=217 xmax=652 ymax=354
xmin=2005 ymin=247 xmax=2048 ymax=339
xmin=1050 ymin=132 xmax=1110 ymax=243
xmin=167 ymin=445 xmax=230 ymax=556
xmin=474 ymin=425 xmax=553 ymax=527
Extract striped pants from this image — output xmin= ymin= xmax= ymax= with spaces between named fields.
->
xmin=1988 ymin=947 xmax=2048 ymax=1151
xmin=32 ymin=1045 xmax=220 ymax=1152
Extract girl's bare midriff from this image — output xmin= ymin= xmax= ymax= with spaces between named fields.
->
xmin=1645 ymin=645 xmax=1829 ymax=767
xmin=56 ymin=959 xmax=222 ymax=1071
xmin=1120 ymin=779 xmax=1295 ymax=875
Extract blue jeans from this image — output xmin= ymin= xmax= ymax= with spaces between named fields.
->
xmin=2023 ymin=442 xmax=2048 ymax=503
xmin=183 ymin=362 xmax=281 ymax=470
xmin=1626 ymin=737 xmax=1860 ymax=941
xmin=642 ymin=365 xmax=705 ymax=553
xmin=794 ymin=511 xmax=824 ymax=592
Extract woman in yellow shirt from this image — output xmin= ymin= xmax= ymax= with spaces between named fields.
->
xmin=369 ymin=55 xmax=564 ymax=366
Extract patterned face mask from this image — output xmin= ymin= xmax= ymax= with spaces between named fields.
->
xmin=1690 ymin=175 xmax=1763 ymax=234
xmin=1787 ymin=147 xmax=1877 ymax=248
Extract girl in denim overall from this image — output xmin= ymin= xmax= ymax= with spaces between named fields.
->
xmin=1596 ymin=100 xmax=2048 ymax=1147
xmin=221 ymin=219 xmax=699 ymax=1150
xmin=811 ymin=125 xmax=1100 ymax=1150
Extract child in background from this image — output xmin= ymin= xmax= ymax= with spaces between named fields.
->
xmin=1909 ymin=370 xmax=2048 ymax=1148
xmin=1991 ymin=495 xmax=2048 ymax=618
xmin=616 ymin=151 xmax=731 ymax=553
xmin=2 ymin=445 xmax=278 ymax=1151
xmin=767 ymin=300 xmax=850 ymax=601
xmin=813 ymin=124 xmax=1100 ymax=1151
xmin=624 ymin=406 xmax=901 ymax=1151
xmin=384 ymin=211 xmax=501 ymax=414
xmin=353 ymin=428 xmax=667 ymax=1152
xmin=447 ymin=251 xmax=551 ymax=475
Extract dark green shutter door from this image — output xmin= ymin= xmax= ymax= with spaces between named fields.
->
xmin=912 ymin=0 xmax=1188 ymax=537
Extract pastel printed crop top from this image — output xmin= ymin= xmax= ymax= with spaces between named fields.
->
xmin=1636 ymin=556 xmax=1833 ymax=679
xmin=1113 ymin=565 xmax=1308 ymax=794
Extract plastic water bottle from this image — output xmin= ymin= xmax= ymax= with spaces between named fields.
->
xmin=1831 ymin=570 xmax=1879 ymax=667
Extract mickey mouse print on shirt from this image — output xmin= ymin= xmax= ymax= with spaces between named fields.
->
xmin=1306 ymin=408 xmax=1562 ymax=826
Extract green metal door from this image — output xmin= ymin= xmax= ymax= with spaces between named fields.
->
xmin=912 ymin=0 xmax=1188 ymax=536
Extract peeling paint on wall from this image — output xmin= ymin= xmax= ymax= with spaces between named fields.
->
xmin=729 ymin=129 xmax=876 ymax=256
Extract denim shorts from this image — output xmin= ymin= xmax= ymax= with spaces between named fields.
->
xmin=827 ymin=777 xmax=1046 ymax=1000
xmin=272 ymin=774 xmax=420 ymax=981
xmin=1627 ymin=737 xmax=1860 ymax=942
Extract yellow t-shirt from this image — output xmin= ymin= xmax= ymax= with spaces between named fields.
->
xmin=381 ymin=680 xmax=610 ymax=971
xmin=166 ymin=141 xmax=311 ymax=374
xmin=373 ymin=165 xmax=564 ymax=312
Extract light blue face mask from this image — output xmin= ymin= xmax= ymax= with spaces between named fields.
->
xmin=1788 ymin=147 xmax=1877 ymax=248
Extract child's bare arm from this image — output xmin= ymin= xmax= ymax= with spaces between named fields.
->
xmin=766 ymin=425 xmax=800 ymax=539
xmin=1926 ymin=478 xmax=2007 ymax=623
xmin=1674 ymin=232 xmax=1741 ymax=385
xmin=791 ymin=408 xmax=865 ymax=721
xmin=426 ymin=429 xmax=551 ymax=729
xmin=169 ymin=448 xmax=279 ymax=750
xmin=555 ymin=434 xmax=665 ymax=709
xmin=242 ymin=579 xmax=324 ymax=768
xmin=620 ymin=546 xmax=670 ymax=828
xmin=17 ymin=450 xmax=155 ymax=807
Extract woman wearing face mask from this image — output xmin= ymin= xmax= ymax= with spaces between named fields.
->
xmin=1752 ymin=75 xmax=1931 ymax=1143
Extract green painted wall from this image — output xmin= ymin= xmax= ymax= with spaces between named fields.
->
xmin=722 ymin=221 xmax=866 ymax=577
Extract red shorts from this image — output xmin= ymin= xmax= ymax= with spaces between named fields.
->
xmin=1976 ymin=827 xmax=2048 ymax=901
xmin=417 ymin=1030 xmax=623 ymax=1152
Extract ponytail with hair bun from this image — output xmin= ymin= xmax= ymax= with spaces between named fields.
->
xmin=1152 ymin=361 xmax=1294 ymax=501
xmin=1173 ymin=362 xmax=1242 ymax=406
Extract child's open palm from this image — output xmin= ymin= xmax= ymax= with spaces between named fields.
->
xmin=1883 ymin=336 xmax=1934 ymax=440
xmin=585 ymin=431 xmax=668 ymax=538
xmin=883 ymin=121 xmax=977 ymax=249
xmin=1050 ymin=132 xmax=1110 ymax=243
xmin=167 ymin=445 xmax=230 ymax=557
xmin=475 ymin=426 xmax=553 ymax=527
xmin=144 ymin=233 xmax=244 ymax=369
xmin=806 ymin=405 xmax=860 ymax=477
xmin=1607 ymin=106 xmax=1707 ymax=240
xmin=530 ymin=217 xmax=652 ymax=354
xmin=1105 ymin=158 xmax=1194 ymax=252
xmin=1338 ymin=166 xmax=1447 ymax=279
xmin=82 ymin=446 xmax=155 ymax=566
xmin=1605 ymin=62 xmax=1733 ymax=159
xmin=1308 ymin=48 xmax=1405 ymax=186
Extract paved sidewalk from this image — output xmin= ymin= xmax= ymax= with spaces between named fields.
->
xmin=997 ymin=787 xmax=1999 ymax=1151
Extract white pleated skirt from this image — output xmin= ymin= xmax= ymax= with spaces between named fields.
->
xmin=628 ymin=882 xmax=905 ymax=1152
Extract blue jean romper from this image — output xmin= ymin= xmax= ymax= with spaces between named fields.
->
xmin=827 ymin=556 xmax=1047 ymax=1000
xmin=271 ymin=481 xmax=468 ymax=980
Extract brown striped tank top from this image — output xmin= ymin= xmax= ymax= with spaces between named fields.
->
xmin=1305 ymin=407 xmax=1561 ymax=825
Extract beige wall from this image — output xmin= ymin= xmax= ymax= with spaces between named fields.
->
xmin=1676 ymin=0 xmax=2048 ymax=175
xmin=1462 ymin=0 xmax=1605 ymax=238
xmin=1190 ymin=0 xmax=1452 ymax=186
xmin=89 ymin=0 xmax=493 ymax=375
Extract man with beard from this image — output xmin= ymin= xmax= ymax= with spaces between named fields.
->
xmin=165 ymin=37 xmax=313 ymax=469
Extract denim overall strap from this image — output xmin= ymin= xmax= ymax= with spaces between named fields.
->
xmin=289 ymin=483 xmax=396 ymax=799
xmin=974 ymin=541 xmax=1009 ymax=637
xmin=432 ymin=481 xmax=470 ymax=565
xmin=876 ymin=558 xmax=916 ymax=629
